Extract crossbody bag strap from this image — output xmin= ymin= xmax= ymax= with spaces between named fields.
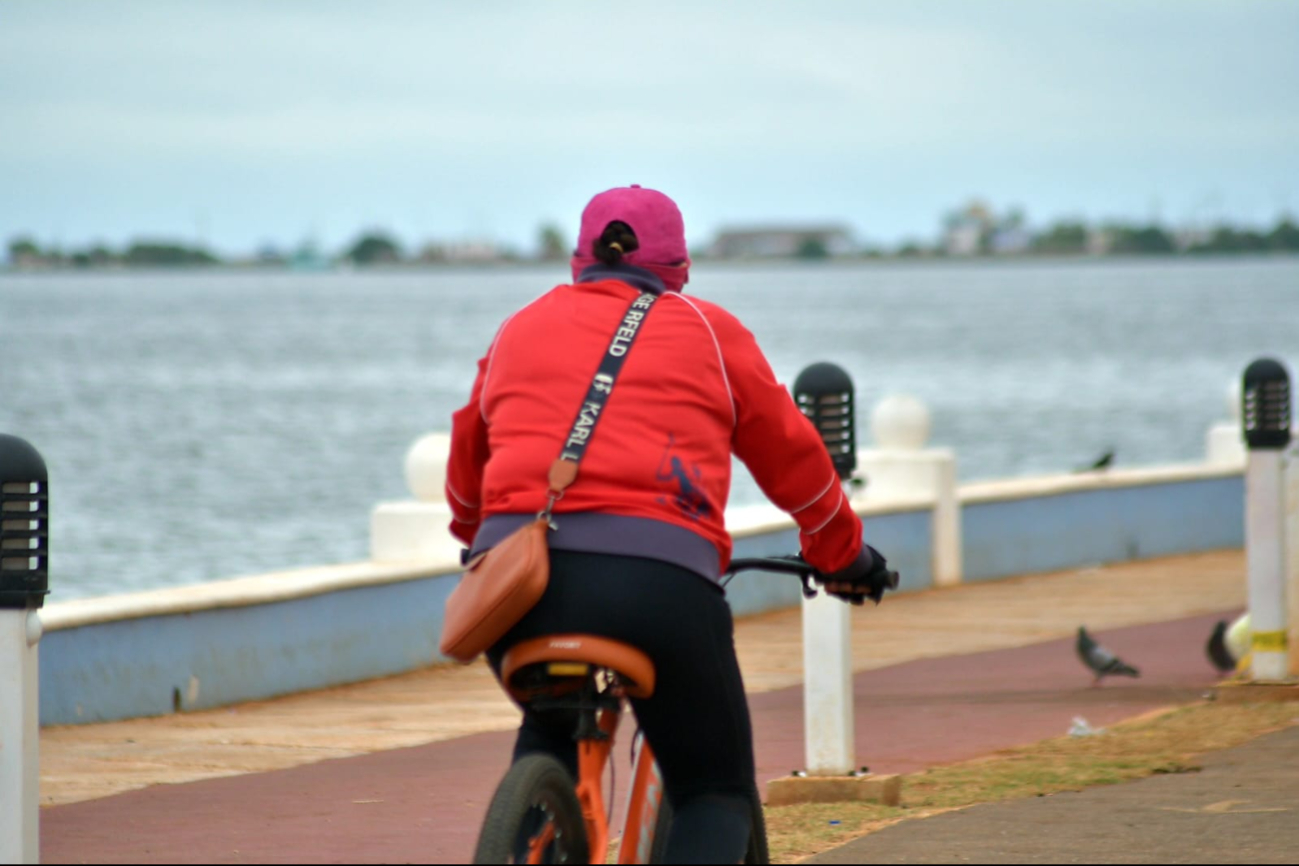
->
xmin=539 ymin=290 xmax=659 ymax=523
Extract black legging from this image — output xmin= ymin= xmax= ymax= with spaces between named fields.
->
xmin=486 ymin=549 xmax=755 ymax=864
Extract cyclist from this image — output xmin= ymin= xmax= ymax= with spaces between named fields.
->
xmin=446 ymin=184 xmax=895 ymax=863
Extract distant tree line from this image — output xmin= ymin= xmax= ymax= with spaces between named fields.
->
xmin=932 ymin=199 xmax=1299 ymax=259
xmin=2 ymin=223 xmax=568 ymax=271
xmin=6 ymin=213 xmax=1299 ymax=271
xmin=6 ymin=237 xmax=221 ymax=269
xmin=1027 ymin=218 xmax=1299 ymax=257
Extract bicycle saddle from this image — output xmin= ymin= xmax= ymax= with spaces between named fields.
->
xmin=501 ymin=634 xmax=656 ymax=700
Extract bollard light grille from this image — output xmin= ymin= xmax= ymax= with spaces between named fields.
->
xmin=1242 ymin=358 xmax=1292 ymax=451
xmin=0 ymin=435 xmax=49 ymax=609
xmin=793 ymin=362 xmax=857 ymax=481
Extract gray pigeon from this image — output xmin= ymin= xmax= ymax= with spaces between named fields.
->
xmin=1076 ymin=626 xmax=1140 ymax=685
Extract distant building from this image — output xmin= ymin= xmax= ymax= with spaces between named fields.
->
xmin=1172 ymin=227 xmax=1213 ymax=252
xmin=255 ymin=243 xmax=287 ymax=265
xmin=10 ymin=250 xmax=47 ymax=270
xmin=709 ymin=226 xmax=856 ymax=259
xmin=1085 ymin=228 xmax=1114 ymax=256
xmin=944 ymin=223 xmax=983 ymax=256
xmin=990 ymin=226 xmax=1032 ymax=255
xmin=290 ymin=240 xmax=330 ymax=271
xmin=942 ymin=200 xmax=996 ymax=256
xmin=420 ymin=240 xmax=504 ymax=263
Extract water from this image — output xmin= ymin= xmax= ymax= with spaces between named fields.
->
xmin=2 ymin=257 xmax=1295 ymax=600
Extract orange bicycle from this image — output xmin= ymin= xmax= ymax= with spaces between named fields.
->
xmin=471 ymin=554 xmax=896 ymax=864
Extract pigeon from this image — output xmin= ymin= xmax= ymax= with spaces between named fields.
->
xmin=1076 ymin=626 xmax=1140 ymax=685
xmin=1206 ymin=619 xmax=1237 ymax=674
xmin=1075 ymin=449 xmax=1115 ymax=473
xmin=1225 ymin=613 xmax=1252 ymax=664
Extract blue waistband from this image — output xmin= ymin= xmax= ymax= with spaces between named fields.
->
xmin=472 ymin=512 xmax=721 ymax=584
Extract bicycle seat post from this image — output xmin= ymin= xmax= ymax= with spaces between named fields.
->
xmin=585 ymin=675 xmax=627 ymax=860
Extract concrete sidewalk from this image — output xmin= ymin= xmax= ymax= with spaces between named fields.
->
xmin=40 ymin=549 xmax=1247 ymax=807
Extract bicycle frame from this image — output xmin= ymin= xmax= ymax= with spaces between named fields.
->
xmin=619 ymin=734 xmax=667 ymax=865
xmin=572 ymin=694 xmax=620 ymax=860
xmin=557 ymin=675 xmax=666 ymax=864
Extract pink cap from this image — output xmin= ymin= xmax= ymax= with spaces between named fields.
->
xmin=575 ymin=185 xmax=689 ymax=267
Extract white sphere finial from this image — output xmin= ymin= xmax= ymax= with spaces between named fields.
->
xmin=404 ymin=433 xmax=452 ymax=502
xmin=871 ymin=394 xmax=931 ymax=450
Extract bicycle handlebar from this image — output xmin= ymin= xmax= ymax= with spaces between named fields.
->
xmin=724 ymin=555 xmax=819 ymax=578
xmin=722 ymin=554 xmax=900 ymax=604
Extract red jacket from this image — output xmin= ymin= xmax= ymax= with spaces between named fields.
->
xmin=445 ymin=274 xmax=864 ymax=576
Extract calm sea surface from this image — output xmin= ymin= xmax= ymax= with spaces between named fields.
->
xmin=2 ymin=257 xmax=1295 ymax=600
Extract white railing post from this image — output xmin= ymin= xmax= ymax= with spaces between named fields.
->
xmin=1 ymin=434 xmax=50 ymax=865
xmin=855 ymin=395 xmax=962 ymax=587
xmin=1285 ymin=437 xmax=1299 ymax=677
xmin=0 ymin=609 xmax=42 ymax=864
xmin=1241 ymin=358 xmax=1292 ymax=683
xmin=801 ymin=543 xmax=855 ymax=776
xmin=1205 ymin=377 xmax=1247 ymax=467
xmin=788 ymin=363 xmax=861 ymax=776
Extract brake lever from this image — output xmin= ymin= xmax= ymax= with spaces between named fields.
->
xmin=773 ymin=554 xmax=821 ymax=599
xmin=799 ymin=571 xmax=819 ymax=599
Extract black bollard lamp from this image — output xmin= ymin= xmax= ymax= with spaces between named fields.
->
xmin=1242 ymin=358 xmax=1292 ymax=451
xmin=792 ymin=362 xmax=857 ymax=481
xmin=0 ymin=434 xmax=49 ymax=610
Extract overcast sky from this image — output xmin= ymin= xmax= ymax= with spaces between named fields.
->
xmin=3 ymin=1 xmax=1297 ymax=256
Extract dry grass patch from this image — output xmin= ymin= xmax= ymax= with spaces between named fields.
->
xmin=764 ymin=700 xmax=1299 ymax=863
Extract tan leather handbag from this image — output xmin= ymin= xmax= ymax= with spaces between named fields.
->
xmin=439 ymin=518 xmax=551 ymax=663
xmin=439 ymin=463 xmax=569 ymax=663
xmin=438 ymin=290 xmax=658 ymax=663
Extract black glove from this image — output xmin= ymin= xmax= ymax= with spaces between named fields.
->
xmin=817 ymin=544 xmax=899 ymax=606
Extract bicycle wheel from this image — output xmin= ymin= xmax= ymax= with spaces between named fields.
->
xmin=473 ymin=754 xmax=590 ymax=864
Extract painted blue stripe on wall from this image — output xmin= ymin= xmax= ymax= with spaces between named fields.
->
xmin=40 ymin=572 xmax=460 ymax=726
xmin=961 ymin=476 xmax=1243 ymax=582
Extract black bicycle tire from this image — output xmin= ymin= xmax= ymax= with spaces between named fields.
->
xmin=643 ymin=786 xmax=769 ymax=864
xmin=473 ymin=754 xmax=590 ymax=864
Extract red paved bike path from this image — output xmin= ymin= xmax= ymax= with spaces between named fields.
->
xmin=41 ymin=611 xmax=1234 ymax=864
